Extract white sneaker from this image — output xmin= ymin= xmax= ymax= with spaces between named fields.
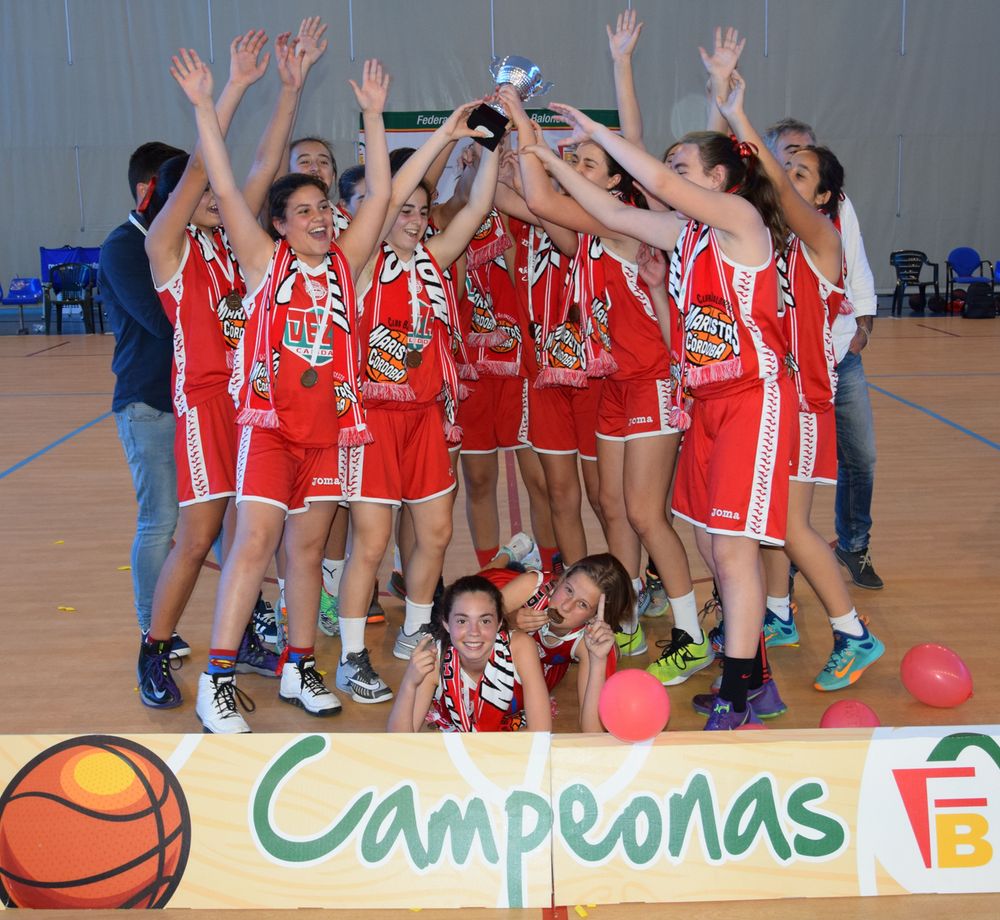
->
xmin=500 ymin=531 xmax=535 ymax=565
xmin=279 ymin=656 xmax=342 ymax=716
xmin=335 ymin=649 xmax=394 ymax=704
xmin=196 ymin=671 xmax=252 ymax=734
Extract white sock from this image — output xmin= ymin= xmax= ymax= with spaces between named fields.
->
xmin=322 ymin=558 xmax=345 ymax=596
xmin=277 ymin=577 xmax=286 ymax=609
xmin=767 ymin=595 xmax=791 ymax=621
xmin=829 ymin=608 xmax=864 ymax=637
xmin=668 ymin=591 xmax=701 ymax=641
xmin=339 ymin=616 xmax=366 ymax=659
xmin=625 ymin=578 xmax=642 ymax=631
xmin=393 ymin=544 xmax=402 ymax=571
xmin=403 ymin=598 xmax=434 ymax=634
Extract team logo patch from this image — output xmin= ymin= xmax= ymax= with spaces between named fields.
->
xmin=366 ymin=324 xmax=408 ymax=384
xmin=284 ymin=306 xmax=336 ymax=366
xmin=469 ymin=288 xmax=498 ymax=335
xmin=490 ymin=315 xmax=521 ymax=354
xmin=545 ymin=322 xmax=584 ymax=370
xmin=685 ymin=302 xmax=740 ymax=366
xmin=335 ymin=381 xmax=359 ymax=418
xmin=473 ymin=214 xmax=495 ymax=241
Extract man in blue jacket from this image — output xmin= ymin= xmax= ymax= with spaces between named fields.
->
xmin=99 ymin=142 xmax=187 ymax=651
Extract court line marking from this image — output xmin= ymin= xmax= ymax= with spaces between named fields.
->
xmin=24 ymin=340 xmax=71 ymax=357
xmin=915 ymin=323 xmax=961 ymax=337
xmin=869 ymin=384 xmax=1000 ymax=452
xmin=504 ymin=449 xmax=523 ymax=534
xmin=0 ymin=411 xmax=112 ymax=480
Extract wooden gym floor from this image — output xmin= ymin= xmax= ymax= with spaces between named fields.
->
xmin=1 ymin=314 xmax=998 ymax=918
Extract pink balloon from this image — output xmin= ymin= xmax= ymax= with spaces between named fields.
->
xmin=820 ymin=699 xmax=881 ymax=728
xmin=900 ymin=643 xmax=974 ymax=708
xmin=599 ymin=669 xmax=670 ymax=742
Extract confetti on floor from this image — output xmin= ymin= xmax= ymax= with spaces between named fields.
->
xmin=54 ymin=540 xmax=64 ymax=545
xmin=57 ymin=606 xmax=76 ymax=612
xmin=117 ymin=565 xmax=132 ymax=571
xmin=575 ymin=907 xmax=589 ymax=918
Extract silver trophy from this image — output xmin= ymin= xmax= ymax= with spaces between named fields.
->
xmin=468 ymin=55 xmax=554 ymax=150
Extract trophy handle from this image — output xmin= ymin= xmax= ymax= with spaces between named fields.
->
xmin=536 ymin=81 xmax=555 ymax=96
xmin=489 ymin=56 xmax=502 ymax=80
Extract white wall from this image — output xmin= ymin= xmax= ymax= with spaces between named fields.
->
xmin=2 ymin=0 xmax=998 ymax=289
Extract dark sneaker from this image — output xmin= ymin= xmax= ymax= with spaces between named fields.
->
xmin=279 ymin=656 xmax=342 ymax=716
xmin=169 ymin=632 xmax=191 ymax=659
xmin=704 ymin=698 xmax=762 ymax=731
xmin=335 ymin=648 xmax=394 ymax=703
xmin=138 ymin=638 xmax=182 ymax=709
xmin=252 ymin=596 xmax=280 ymax=647
xmin=235 ymin=623 xmax=281 ymax=677
xmin=693 ymin=677 xmax=787 ymax=719
xmin=835 ymin=546 xmax=884 ymax=590
xmin=388 ymin=569 xmax=407 ymax=600
xmin=366 ymin=581 xmax=386 ymax=625
xmin=196 ymin=671 xmax=254 ymax=733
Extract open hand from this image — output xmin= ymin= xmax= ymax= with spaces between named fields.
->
xmin=297 ymin=16 xmax=329 ymax=70
xmin=405 ymin=635 xmax=439 ymax=685
xmin=716 ymin=69 xmax=746 ymax=120
xmin=637 ymin=243 xmax=667 ymax=287
xmin=171 ymin=48 xmax=214 ymax=106
xmin=349 ymin=59 xmax=391 ymax=114
xmin=607 ymin=9 xmax=643 ymax=62
xmin=548 ymin=102 xmax=597 ymax=146
xmin=228 ymin=29 xmax=269 ymax=87
xmin=275 ymin=33 xmax=305 ymax=90
xmin=698 ymin=26 xmax=745 ymax=83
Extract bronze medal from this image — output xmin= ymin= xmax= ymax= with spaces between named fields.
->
xmin=225 ymin=289 xmax=243 ymax=311
xmin=405 ymin=349 xmax=423 ymax=369
xmin=300 ymin=368 xmax=319 ymax=387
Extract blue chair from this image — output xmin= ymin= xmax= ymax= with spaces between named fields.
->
xmin=46 ymin=263 xmax=99 ymax=334
xmin=945 ymin=247 xmax=993 ymax=303
xmin=2 ymin=277 xmax=43 ymax=334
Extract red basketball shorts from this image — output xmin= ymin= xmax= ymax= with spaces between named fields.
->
xmin=175 ymin=390 xmax=237 ymax=506
xmin=672 ymin=377 xmax=795 ymax=545
xmin=791 ymin=408 xmax=837 ymax=484
xmin=458 ymin=375 xmax=528 ymax=454
xmin=596 ymin=377 xmax=679 ymax=442
xmin=236 ymin=424 xmax=342 ymax=514
xmin=527 ymin=379 xmax=602 ymax=461
xmin=339 ymin=402 xmax=456 ymax=505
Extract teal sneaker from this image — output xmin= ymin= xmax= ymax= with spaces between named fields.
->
xmin=647 ymin=627 xmax=714 ymax=685
xmin=318 ymin=587 xmax=340 ymax=637
xmin=637 ymin=584 xmax=670 ymax=618
xmin=763 ymin=608 xmax=800 ymax=647
xmin=813 ymin=619 xmax=885 ymax=691
xmin=615 ymin=623 xmax=647 ymax=657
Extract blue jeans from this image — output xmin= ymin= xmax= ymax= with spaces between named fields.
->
xmin=833 ymin=350 xmax=876 ymax=553
xmin=114 ymin=403 xmax=178 ymax=633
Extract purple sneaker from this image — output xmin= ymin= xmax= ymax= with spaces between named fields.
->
xmin=693 ymin=678 xmax=787 ymax=719
xmin=235 ymin=623 xmax=280 ymax=677
xmin=703 ymin=698 xmax=763 ymax=730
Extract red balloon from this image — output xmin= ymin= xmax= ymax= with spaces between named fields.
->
xmin=900 ymin=643 xmax=974 ymax=708
xmin=820 ymin=699 xmax=881 ymax=728
xmin=599 ymin=669 xmax=670 ymax=742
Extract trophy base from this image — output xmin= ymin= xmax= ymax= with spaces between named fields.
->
xmin=467 ymin=103 xmax=509 ymax=151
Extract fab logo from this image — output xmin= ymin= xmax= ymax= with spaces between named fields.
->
xmin=856 ymin=730 xmax=1000 ymax=895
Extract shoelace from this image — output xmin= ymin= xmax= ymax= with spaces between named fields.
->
xmin=699 ymin=597 xmax=722 ymax=626
xmin=347 ymin=650 xmax=379 ymax=683
xmin=857 ymin=549 xmax=874 ymax=572
xmin=654 ymin=630 xmax=692 ymax=662
xmin=214 ymin=676 xmax=256 ymax=715
xmin=297 ymin=659 xmax=329 ymax=696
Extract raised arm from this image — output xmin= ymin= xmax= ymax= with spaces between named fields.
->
xmin=511 ymin=631 xmax=552 ymax=732
xmin=174 ymin=49 xmax=275 ymax=292
xmin=520 ymin=135 xmax=680 ymax=252
xmin=637 ymin=243 xmax=674 ymax=352
xmin=699 ymin=26 xmax=744 ymax=133
xmin=380 ymin=102 xmax=486 ymax=241
xmin=336 ymin=60 xmax=392 ymax=279
xmin=607 ymin=9 xmax=645 ymax=148
xmin=717 ymin=71 xmax=841 ymax=281
xmin=577 ymin=594 xmax=615 ymax=733
xmin=146 ymin=32 xmax=269 ymax=285
xmin=242 ymin=19 xmax=329 ymax=216
xmin=425 ymin=143 xmax=501 ymax=269
xmin=549 ymin=101 xmax=762 ymax=252
xmin=502 ymin=86 xmax=630 ymax=246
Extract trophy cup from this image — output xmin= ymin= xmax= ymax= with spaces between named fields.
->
xmin=468 ymin=55 xmax=554 ymax=151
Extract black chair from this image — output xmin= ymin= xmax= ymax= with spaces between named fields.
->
xmin=45 ymin=263 xmax=98 ymax=334
xmin=945 ymin=246 xmax=994 ymax=303
xmin=889 ymin=250 xmax=940 ymax=316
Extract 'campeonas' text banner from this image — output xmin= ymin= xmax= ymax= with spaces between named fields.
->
xmin=0 ymin=727 xmax=997 ymax=910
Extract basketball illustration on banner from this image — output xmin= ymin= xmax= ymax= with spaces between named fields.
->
xmin=0 ymin=736 xmax=190 ymax=909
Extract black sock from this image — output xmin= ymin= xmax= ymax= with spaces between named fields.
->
xmin=720 ymin=656 xmax=754 ymax=711
xmin=748 ymin=637 xmax=767 ymax=691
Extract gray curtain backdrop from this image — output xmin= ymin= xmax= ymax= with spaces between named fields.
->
xmin=2 ymin=0 xmax=997 ymax=291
